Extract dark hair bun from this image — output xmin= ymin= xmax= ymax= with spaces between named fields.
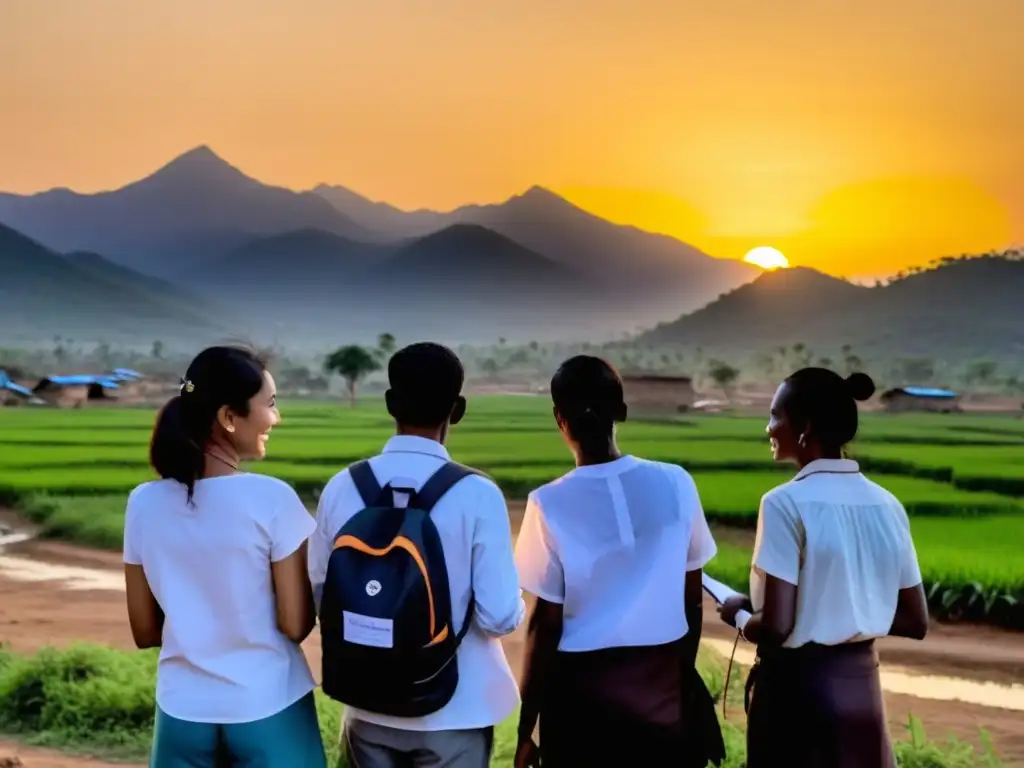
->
xmin=844 ymin=372 xmax=876 ymax=401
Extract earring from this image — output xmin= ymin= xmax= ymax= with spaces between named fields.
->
xmin=226 ymin=425 xmax=235 ymax=433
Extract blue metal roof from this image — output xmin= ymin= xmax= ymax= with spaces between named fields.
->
xmin=2 ymin=380 xmax=34 ymax=397
xmin=901 ymin=386 xmax=958 ymax=398
xmin=43 ymin=375 xmax=120 ymax=388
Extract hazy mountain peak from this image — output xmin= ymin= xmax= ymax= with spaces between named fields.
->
xmin=145 ymin=144 xmax=251 ymax=187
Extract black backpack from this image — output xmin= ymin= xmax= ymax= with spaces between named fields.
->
xmin=319 ymin=459 xmax=482 ymax=717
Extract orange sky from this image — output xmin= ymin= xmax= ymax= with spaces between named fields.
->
xmin=1 ymin=0 xmax=1021 ymax=278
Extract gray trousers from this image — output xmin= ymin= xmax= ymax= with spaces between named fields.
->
xmin=342 ymin=718 xmax=494 ymax=768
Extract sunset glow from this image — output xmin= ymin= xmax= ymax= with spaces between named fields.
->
xmin=743 ymin=246 xmax=790 ymax=270
xmin=0 ymin=0 xmax=1021 ymax=279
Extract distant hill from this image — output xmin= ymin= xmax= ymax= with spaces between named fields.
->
xmin=638 ymin=256 xmax=1024 ymax=364
xmin=315 ymin=184 xmax=760 ymax=327
xmin=0 ymin=222 xmax=221 ymax=343
xmin=0 ymin=146 xmax=374 ymax=279
xmin=194 ymin=224 xmax=609 ymax=344
xmin=206 ymin=228 xmax=383 ymax=294
xmin=368 ymin=224 xmax=582 ymax=292
xmin=66 ymin=251 xmax=215 ymax=318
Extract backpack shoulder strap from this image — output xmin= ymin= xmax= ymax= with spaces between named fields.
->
xmin=348 ymin=459 xmax=384 ymax=507
xmin=414 ymin=461 xmax=488 ymax=514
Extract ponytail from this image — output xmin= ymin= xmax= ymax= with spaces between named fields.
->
xmin=147 ymin=345 xmax=267 ymax=505
xmin=149 ymin=395 xmax=206 ymax=505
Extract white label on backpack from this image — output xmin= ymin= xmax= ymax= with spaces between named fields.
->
xmin=343 ymin=611 xmax=394 ymax=648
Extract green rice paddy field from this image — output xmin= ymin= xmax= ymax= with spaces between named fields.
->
xmin=1 ymin=396 xmax=1022 ymax=628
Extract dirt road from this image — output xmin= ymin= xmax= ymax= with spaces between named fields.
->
xmin=2 ymin=528 xmax=1024 ymax=766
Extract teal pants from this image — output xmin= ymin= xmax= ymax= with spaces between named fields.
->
xmin=151 ymin=691 xmax=326 ymax=767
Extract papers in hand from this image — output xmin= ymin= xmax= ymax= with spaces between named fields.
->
xmin=702 ymin=574 xmax=745 ymax=606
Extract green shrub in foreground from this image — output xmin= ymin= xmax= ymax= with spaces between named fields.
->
xmin=0 ymin=643 xmax=1002 ymax=767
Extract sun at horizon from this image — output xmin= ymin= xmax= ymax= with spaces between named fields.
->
xmin=743 ymin=246 xmax=790 ymax=270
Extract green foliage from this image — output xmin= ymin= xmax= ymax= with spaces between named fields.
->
xmin=0 ymin=644 xmax=1001 ymax=766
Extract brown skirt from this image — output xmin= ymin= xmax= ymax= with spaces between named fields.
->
xmin=745 ymin=640 xmax=895 ymax=768
xmin=540 ymin=638 xmax=724 ymax=767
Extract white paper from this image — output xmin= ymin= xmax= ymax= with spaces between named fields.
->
xmin=701 ymin=573 xmax=745 ymax=606
xmin=343 ymin=611 xmax=394 ymax=649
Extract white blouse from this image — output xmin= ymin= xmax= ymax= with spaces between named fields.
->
xmin=750 ymin=458 xmax=923 ymax=648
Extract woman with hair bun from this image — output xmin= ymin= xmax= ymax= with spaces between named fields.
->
xmin=123 ymin=346 xmax=325 ymax=766
xmin=718 ymin=367 xmax=930 ymax=767
xmin=514 ymin=355 xmax=723 ymax=768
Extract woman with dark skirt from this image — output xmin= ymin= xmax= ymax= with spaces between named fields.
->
xmin=513 ymin=355 xmax=724 ymax=768
xmin=719 ymin=367 xmax=930 ymax=768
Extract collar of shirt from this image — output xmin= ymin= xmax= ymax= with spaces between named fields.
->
xmin=566 ymin=454 xmax=637 ymax=478
xmin=794 ymin=457 xmax=860 ymax=480
xmin=381 ymin=434 xmax=451 ymax=460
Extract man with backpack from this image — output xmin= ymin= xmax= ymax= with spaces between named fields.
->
xmin=308 ymin=342 xmax=525 ymax=767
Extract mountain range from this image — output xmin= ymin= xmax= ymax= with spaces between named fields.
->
xmin=0 ymin=146 xmax=758 ymax=345
xmin=2 ymin=145 xmax=1020 ymax=363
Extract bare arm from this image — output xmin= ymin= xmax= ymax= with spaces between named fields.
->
xmin=272 ymin=541 xmax=316 ymax=643
xmin=517 ymin=597 xmax=563 ymax=743
xmin=124 ymin=564 xmax=164 ymax=649
xmin=889 ymin=583 xmax=929 ymax=640
xmin=739 ymin=572 xmax=797 ymax=647
xmin=890 ymin=506 xmax=928 ymax=640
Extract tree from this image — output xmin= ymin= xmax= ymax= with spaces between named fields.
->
xmin=324 ymin=345 xmax=380 ymax=406
xmin=481 ymin=358 xmax=500 ymax=378
xmin=376 ymin=332 xmax=396 ymax=359
xmin=151 ymin=340 xmax=164 ymax=360
xmin=707 ymin=359 xmax=740 ymax=402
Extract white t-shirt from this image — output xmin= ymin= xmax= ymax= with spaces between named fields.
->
xmin=123 ymin=474 xmax=317 ymax=724
xmin=515 ymin=455 xmax=718 ymax=652
xmin=750 ymin=458 xmax=924 ymax=648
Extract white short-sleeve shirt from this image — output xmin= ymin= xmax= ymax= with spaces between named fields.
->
xmin=750 ymin=458 xmax=924 ymax=648
xmin=123 ymin=474 xmax=317 ymax=724
xmin=515 ymin=455 xmax=717 ymax=652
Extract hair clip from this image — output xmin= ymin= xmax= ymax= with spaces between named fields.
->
xmin=180 ymin=377 xmax=195 ymax=394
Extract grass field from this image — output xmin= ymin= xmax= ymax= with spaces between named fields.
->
xmin=1 ymin=396 xmax=1022 ymax=628
xmin=0 ymin=644 xmax=1002 ymax=767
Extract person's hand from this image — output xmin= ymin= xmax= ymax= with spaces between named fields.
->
xmin=515 ymin=738 xmax=541 ymax=768
xmin=718 ymin=594 xmax=752 ymax=627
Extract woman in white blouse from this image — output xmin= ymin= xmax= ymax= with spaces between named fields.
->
xmin=514 ymin=355 xmax=722 ymax=768
xmin=719 ymin=367 xmax=929 ymax=768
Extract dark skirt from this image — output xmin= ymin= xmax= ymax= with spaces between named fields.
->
xmin=540 ymin=638 xmax=724 ymax=768
xmin=745 ymin=640 xmax=895 ymax=768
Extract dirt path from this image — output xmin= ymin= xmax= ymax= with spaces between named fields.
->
xmin=2 ymin=516 xmax=1024 ymax=765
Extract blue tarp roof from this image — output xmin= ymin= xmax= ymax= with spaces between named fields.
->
xmin=42 ymin=375 xmax=120 ymax=389
xmin=112 ymin=368 xmax=144 ymax=380
xmin=0 ymin=371 xmax=34 ymax=398
xmin=901 ymin=386 xmax=958 ymax=398
xmin=2 ymin=380 xmax=34 ymax=397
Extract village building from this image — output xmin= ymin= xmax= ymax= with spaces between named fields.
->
xmin=621 ymin=372 xmax=696 ymax=415
xmin=879 ymin=386 xmax=962 ymax=413
xmin=32 ymin=375 xmax=121 ymax=408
